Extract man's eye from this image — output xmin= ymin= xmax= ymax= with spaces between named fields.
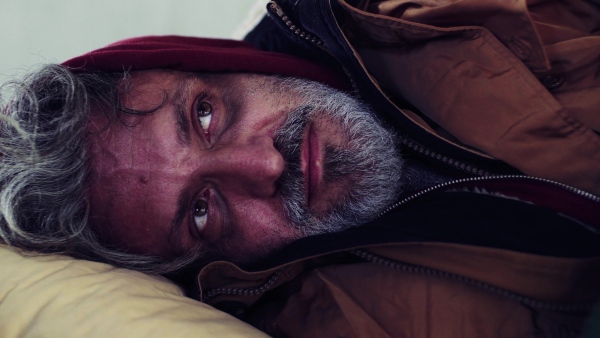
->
xmin=193 ymin=199 xmax=208 ymax=233
xmin=196 ymin=101 xmax=212 ymax=132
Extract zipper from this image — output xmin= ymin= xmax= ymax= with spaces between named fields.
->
xmin=268 ymin=0 xmax=363 ymax=93
xmin=399 ymin=137 xmax=493 ymax=176
xmin=202 ymin=268 xmax=285 ymax=303
xmin=202 ymin=175 xmax=598 ymax=304
xmin=378 ymin=175 xmax=600 ymax=219
xmin=268 ymin=1 xmax=326 ymax=48
xmin=350 ymin=248 xmax=593 ymax=312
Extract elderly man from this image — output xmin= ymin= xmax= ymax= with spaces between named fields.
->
xmin=1 ymin=0 xmax=600 ymax=336
xmin=1 ymin=36 xmax=405 ymax=271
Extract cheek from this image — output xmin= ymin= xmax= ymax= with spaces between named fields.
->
xmin=233 ymin=198 xmax=287 ymax=230
xmin=234 ymin=86 xmax=304 ymax=137
xmin=226 ymin=198 xmax=300 ymax=253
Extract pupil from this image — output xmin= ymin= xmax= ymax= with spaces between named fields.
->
xmin=198 ymin=102 xmax=211 ymax=116
xmin=194 ymin=200 xmax=208 ymax=216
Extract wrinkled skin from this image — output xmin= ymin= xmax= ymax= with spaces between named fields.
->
xmin=87 ymin=71 xmax=368 ymax=262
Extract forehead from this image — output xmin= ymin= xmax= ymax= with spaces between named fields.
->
xmin=85 ymin=70 xmax=201 ymax=254
xmin=88 ymin=72 xmax=183 ymax=167
xmin=116 ymin=70 xmax=198 ymax=112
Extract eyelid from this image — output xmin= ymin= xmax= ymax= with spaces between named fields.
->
xmin=189 ymin=186 xmax=227 ymax=243
xmin=190 ymin=189 xmax=210 ymax=237
xmin=191 ymin=91 xmax=214 ymax=145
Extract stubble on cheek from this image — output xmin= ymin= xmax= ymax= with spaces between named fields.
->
xmin=213 ymin=190 xmax=302 ymax=257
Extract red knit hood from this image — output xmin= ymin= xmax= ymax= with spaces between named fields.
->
xmin=62 ymin=35 xmax=349 ymax=91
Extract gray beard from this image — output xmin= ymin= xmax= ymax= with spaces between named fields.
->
xmin=273 ymin=78 xmax=403 ymax=236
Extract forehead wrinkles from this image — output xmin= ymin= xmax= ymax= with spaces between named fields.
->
xmin=118 ymin=71 xmax=191 ymax=111
xmin=170 ymin=75 xmax=195 ymax=145
xmin=91 ymin=72 xmax=194 ymax=173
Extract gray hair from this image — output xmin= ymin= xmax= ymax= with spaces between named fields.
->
xmin=0 ymin=65 xmax=200 ymax=274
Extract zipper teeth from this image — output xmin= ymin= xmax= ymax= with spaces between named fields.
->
xmin=202 ymin=268 xmax=285 ymax=302
xmin=378 ymin=174 xmax=600 ymax=218
xmin=350 ymin=249 xmax=593 ymax=312
xmin=268 ymin=1 xmax=325 ymax=47
xmin=400 ymin=137 xmax=491 ymax=176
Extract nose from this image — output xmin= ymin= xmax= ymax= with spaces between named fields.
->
xmin=200 ymin=136 xmax=284 ymax=197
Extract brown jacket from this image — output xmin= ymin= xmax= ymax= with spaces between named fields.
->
xmin=338 ymin=0 xmax=600 ymax=194
xmin=198 ymin=179 xmax=600 ymax=337
xmin=200 ymin=243 xmax=600 ymax=337
xmin=219 ymin=1 xmax=600 ymax=336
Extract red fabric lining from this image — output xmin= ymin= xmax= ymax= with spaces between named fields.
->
xmin=62 ymin=35 xmax=350 ymax=91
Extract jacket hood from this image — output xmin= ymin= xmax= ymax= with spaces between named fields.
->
xmin=61 ymin=35 xmax=350 ymax=91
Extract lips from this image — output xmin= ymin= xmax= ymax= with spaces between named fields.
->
xmin=301 ymin=123 xmax=322 ymax=206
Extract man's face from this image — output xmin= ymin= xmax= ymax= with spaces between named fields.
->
xmin=87 ymin=70 xmax=401 ymax=264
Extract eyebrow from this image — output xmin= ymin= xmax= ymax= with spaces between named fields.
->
xmin=172 ymin=78 xmax=193 ymax=146
xmin=169 ymin=188 xmax=192 ymax=245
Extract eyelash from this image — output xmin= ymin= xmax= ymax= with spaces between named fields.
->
xmin=195 ymin=93 xmax=214 ymax=143
xmin=192 ymin=191 xmax=210 ymax=235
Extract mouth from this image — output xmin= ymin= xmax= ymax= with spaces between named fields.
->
xmin=301 ymin=123 xmax=322 ymax=206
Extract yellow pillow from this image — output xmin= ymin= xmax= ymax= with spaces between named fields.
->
xmin=0 ymin=244 xmax=266 ymax=338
